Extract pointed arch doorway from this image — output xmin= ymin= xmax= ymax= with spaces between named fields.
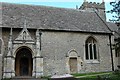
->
xmin=15 ymin=47 xmax=33 ymax=76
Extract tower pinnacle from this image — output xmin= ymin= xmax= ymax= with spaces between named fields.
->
xmin=102 ymin=0 xmax=104 ymax=3
xmin=84 ymin=0 xmax=87 ymax=2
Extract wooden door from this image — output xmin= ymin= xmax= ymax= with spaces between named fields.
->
xmin=15 ymin=47 xmax=33 ymax=76
xmin=69 ymin=58 xmax=77 ymax=73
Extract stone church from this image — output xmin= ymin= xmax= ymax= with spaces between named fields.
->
xmin=0 ymin=1 xmax=119 ymax=79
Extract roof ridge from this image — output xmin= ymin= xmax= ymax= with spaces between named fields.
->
xmin=1 ymin=2 xmax=78 ymax=11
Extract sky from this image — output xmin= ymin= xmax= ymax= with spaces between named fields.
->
xmin=0 ymin=0 xmax=116 ymax=22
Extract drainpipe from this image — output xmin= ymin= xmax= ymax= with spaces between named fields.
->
xmin=2 ymin=55 xmax=4 ymax=79
xmin=109 ymin=34 xmax=114 ymax=71
xmin=39 ymin=30 xmax=42 ymax=51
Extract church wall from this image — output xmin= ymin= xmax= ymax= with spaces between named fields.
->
xmin=12 ymin=28 xmax=22 ymax=40
xmin=0 ymin=28 xmax=3 ymax=79
xmin=2 ymin=28 xmax=36 ymax=40
xmin=2 ymin=28 xmax=36 ymax=54
xmin=1 ymin=29 xmax=113 ymax=77
xmin=41 ymin=31 xmax=112 ymax=75
xmin=0 ymin=39 xmax=3 ymax=80
xmin=98 ymin=9 xmax=106 ymax=21
xmin=111 ymin=36 xmax=118 ymax=70
xmin=84 ymin=35 xmax=112 ymax=72
xmin=28 ymin=29 xmax=36 ymax=40
xmin=0 ymin=2 xmax=116 ymax=78
xmin=0 ymin=55 xmax=2 ymax=80
xmin=2 ymin=28 xmax=37 ymax=78
xmin=2 ymin=28 xmax=10 ymax=53
xmin=41 ymin=31 xmax=87 ymax=75
xmin=114 ymin=57 xmax=119 ymax=70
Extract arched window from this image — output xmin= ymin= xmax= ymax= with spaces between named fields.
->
xmin=0 ymin=39 xmax=2 ymax=54
xmin=85 ymin=37 xmax=98 ymax=60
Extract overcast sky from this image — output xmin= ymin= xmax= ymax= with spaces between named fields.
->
xmin=0 ymin=0 xmax=116 ymax=22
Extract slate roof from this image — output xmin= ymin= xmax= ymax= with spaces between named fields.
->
xmin=107 ymin=22 xmax=118 ymax=32
xmin=1 ymin=2 xmax=111 ymax=33
xmin=107 ymin=22 xmax=120 ymax=38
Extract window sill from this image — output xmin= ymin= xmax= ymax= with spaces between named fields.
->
xmin=85 ymin=60 xmax=100 ymax=64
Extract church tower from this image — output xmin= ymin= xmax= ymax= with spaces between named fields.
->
xmin=79 ymin=0 xmax=106 ymax=21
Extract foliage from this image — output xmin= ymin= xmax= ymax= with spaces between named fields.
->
xmin=1 ymin=78 xmax=11 ymax=80
xmin=108 ymin=0 xmax=120 ymax=22
xmin=41 ymin=76 xmax=51 ymax=79
xmin=108 ymin=0 xmax=120 ymax=57
xmin=113 ymin=69 xmax=120 ymax=75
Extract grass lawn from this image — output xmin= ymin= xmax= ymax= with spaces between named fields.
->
xmin=72 ymin=71 xmax=120 ymax=80
xmin=72 ymin=72 xmax=110 ymax=77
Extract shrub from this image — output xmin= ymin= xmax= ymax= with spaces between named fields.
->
xmin=1 ymin=78 xmax=11 ymax=80
xmin=113 ymin=69 xmax=120 ymax=75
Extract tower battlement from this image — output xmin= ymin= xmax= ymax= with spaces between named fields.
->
xmin=79 ymin=1 xmax=106 ymax=21
xmin=80 ymin=1 xmax=105 ymax=10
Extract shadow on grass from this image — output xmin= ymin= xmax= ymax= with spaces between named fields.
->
xmin=48 ymin=77 xmax=77 ymax=80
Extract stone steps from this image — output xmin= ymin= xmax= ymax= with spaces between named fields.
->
xmin=10 ymin=76 xmax=47 ymax=80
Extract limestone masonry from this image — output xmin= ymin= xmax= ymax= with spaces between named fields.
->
xmin=0 ymin=1 xmax=119 ymax=79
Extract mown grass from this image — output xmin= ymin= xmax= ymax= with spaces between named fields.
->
xmin=72 ymin=71 xmax=120 ymax=80
xmin=72 ymin=72 xmax=111 ymax=77
xmin=77 ymin=74 xmax=120 ymax=80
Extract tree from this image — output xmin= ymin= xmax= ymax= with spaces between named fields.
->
xmin=108 ymin=0 xmax=120 ymax=57
xmin=108 ymin=0 xmax=120 ymax=23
